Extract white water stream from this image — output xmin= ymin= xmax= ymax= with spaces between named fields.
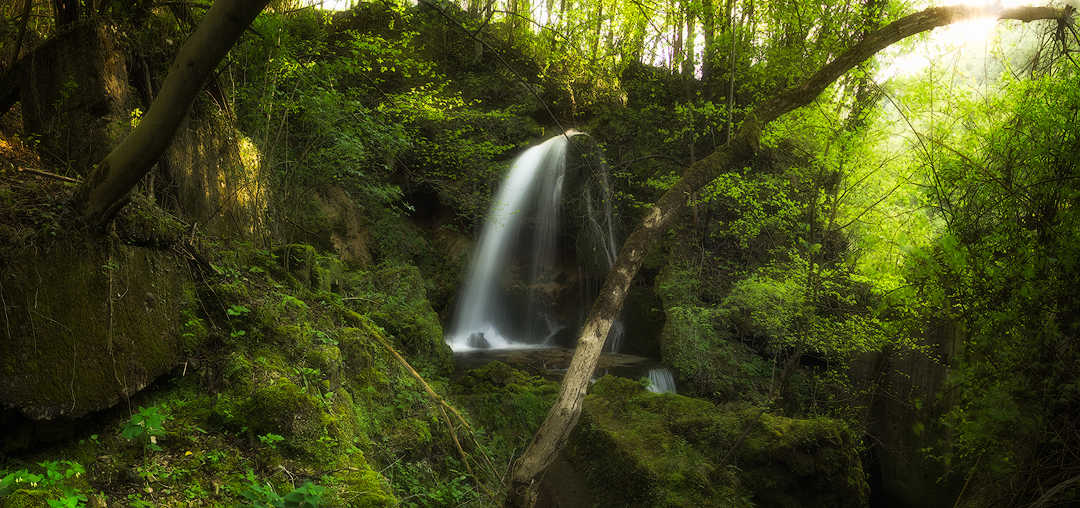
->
xmin=447 ymin=133 xmax=570 ymax=351
xmin=447 ymin=131 xmax=623 ymax=352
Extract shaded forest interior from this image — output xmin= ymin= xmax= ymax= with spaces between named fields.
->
xmin=0 ymin=0 xmax=1078 ymax=507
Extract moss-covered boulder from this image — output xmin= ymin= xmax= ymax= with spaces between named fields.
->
xmin=0 ymin=234 xmax=195 ymax=452
xmin=343 ymin=264 xmax=454 ymax=375
xmin=567 ymin=375 xmax=868 ymax=508
xmin=0 ymin=488 xmax=62 ymax=508
xmin=451 ymin=361 xmax=559 ymax=463
xmin=273 ymin=244 xmax=345 ymax=294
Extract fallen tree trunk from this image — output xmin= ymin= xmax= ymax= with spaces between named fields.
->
xmin=504 ymin=5 xmax=1070 ymax=507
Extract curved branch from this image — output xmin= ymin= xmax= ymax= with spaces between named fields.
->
xmin=756 ymin=5 xmax=1066 ymax=124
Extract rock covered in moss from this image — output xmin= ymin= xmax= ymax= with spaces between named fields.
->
xmin=451 ymin=361 xmax=559 ymax=448
xmin=115 ymin=195 xmax=188 ymax=248
xmin=452 ymin=360 xmax=559 ymax=394
xmin=343 ymin=264 xmax=454 ymax=375
xmin=0 ymin=236 xmax=194 ymax=445
xmin=272 ymin=244 xmax=345 ymax=294
xmin=567 ymin=375 xmax=869 ymax=508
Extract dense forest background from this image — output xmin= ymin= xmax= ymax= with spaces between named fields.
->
xmin=0 ymin=0 xmax=1078 ymax=507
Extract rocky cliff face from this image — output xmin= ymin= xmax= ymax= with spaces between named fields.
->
xmin=851 ymin=317 xmax=966 ymax=508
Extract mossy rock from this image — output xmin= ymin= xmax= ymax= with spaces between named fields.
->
xmin=334 ymin=328 xmax=379 ymax=383
xmin=274 ymin=244 xmax=317 ymax=288
xmin=0 ymin=488 xmax=62 ymax=508
xmin=237 ymin=378 xmax=319 ymax=441
xmin=178 ymin=296 xmax=209 ymax=354
xmin=325 ymin=461 xmax=398 ymax=507
xmin=313 ymin=255 xmax=345 ymax=294
xmin=566 ymin=375 xmax=869 ymax=508
xmin=306 ymin=344 xmax=343 ymax=386
xmin=115 ymin=194 xmax=186 ymax=248
xmin=0 ymin=236 xmax=192 ymax=439
xmin=451 ymin=362 xmax=558 ymax=448
xmin=345 ymin=264 xmax=454 ymax=375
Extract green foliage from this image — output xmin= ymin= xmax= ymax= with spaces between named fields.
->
xmin=239 ymin=470 xmax=327 ymax=508
xmin=342 ymin=264 xmax=455 ymax=375
xmin=698 ymin=169 xmax=805 ymax=252
xmin=450 ymin=361 xmax=558 ymax=482
xmin=722 ymin=268 xmax=808 ymax=342
xmin=231 ymin=3 xmax=540 ymax=246
xmin=0 ymin=461 xmax=88 ymax=508
xmin=122 ymin=406 xmax=169 ymax=453
xmin=259 ymin=433 xmax=286 ymax=449
xmin=45 ymin=487 xmax=88 ymax=508
xmin=887 ymin=50 xmax=1080 ymax=502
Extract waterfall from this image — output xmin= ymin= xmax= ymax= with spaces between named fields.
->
xmin=447 ymin=131 xmax=622 ymax=352
xmin=646 ymin=367 xmax=677 ymax=394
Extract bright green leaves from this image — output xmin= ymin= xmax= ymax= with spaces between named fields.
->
xmin=342 ymin=29 xmax=438 ymax=85
xmin=888 ymin=47 xmax=1080 ymax=488
xmin=232 ymin=5 xmax=542 ymax=229
xmin=123 ymin=406 xmax=171 ymax=453
xmin=238 ymin=470 xmax=327 ymax=508
xmin=722 ymin=269 xmax=808 ymax=343
xmin=658 ymin=99 xmax=729 ymax=146
xmin=698 ymin=169 xmax=802 ymax=250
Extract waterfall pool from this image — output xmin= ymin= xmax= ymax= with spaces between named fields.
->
xmin=452 ymin=347 xmax=678 ymax=394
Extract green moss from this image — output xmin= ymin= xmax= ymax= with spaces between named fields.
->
xmin=0 ymin=228 xmax=487 ymax=506
xmin=306 ymin=345 xmax=343 ymax=385
xmin=366 ymin=208 xmax=467 ymax=312
xmin=0 ymin=488 xmax=62 ymax=508
xmin=115 ymin=194 xmax=187 ymax=248
xmin=451 ymin=362 xmax=559 ymax=456
xmin=565 ymin=376 xmax=868 ymax=508
xmin=326 ymin=461 xmax=397 ymax=507
xmin=274 ymin=244 xmax=315 ymax=287
xmin=275 ymin=324 xmax=313 ymax=351
xmin=238 ymin=378 xmax=317 ymax=437
xmin=223 ymin=351 xmax=255 ymax=392
xmin=0 ymin=234 xmax=189 ymax=423
xmin=343 ymin=264 xmax=454 ymax=375
xmin=179 ymin=310 xmax=209 ymax=354
xmin=313 ymin=255 xmax=345 ymax=294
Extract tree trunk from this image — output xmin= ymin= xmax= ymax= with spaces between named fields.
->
xmin=503 ymin=5 xmax=1068 ymax=507
xmin=701 ymin=0 xmax=715 ymax=86
xmin=8 ymin=0 xmax=34 ymax=66
xmin=51 ymin=0 xmax=79 ymax=26
xmin=69 ymin=0 xmax=270 ymax=232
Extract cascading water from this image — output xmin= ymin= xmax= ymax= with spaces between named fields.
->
xmin=645 ymin=367 xmax=678 ymax=394
xmin=447 ymin=131 xmax=622 ymax=352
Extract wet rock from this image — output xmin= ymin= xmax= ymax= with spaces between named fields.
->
xmin=467 ymin=332 xmax=490 ymax=349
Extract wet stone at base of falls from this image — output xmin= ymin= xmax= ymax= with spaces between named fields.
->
xmin=467 ymin=332 xmax=490 ymax=349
